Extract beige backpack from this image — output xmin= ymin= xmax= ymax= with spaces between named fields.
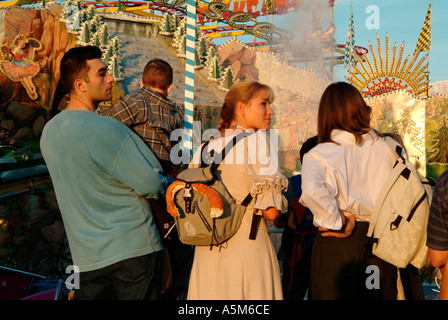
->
xmin=367 ymin=137 xmax=432 ymax=269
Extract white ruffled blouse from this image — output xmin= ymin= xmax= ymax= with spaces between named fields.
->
xmin=190 ymin=128 xmax=288 ymax=215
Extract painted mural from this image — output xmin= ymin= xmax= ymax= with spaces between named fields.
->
xmin=0 ymin=5 xmax=77 ymax=144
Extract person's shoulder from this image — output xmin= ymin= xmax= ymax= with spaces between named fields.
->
xmin=311 ymin=140 xmax=340 ymax=154
xmin=96 ymin=112 xmax=132 ymax=133
xmin=121 ymin=89 xmax=150 ymax=104
xmin=42 ymin=111 xmax=79 ymax=131
xmin=436 ymin=170 xmax=448 ymax=187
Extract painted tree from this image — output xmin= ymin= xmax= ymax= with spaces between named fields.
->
xmin=61 ymin=0 xmax=84 ymax=33
xmin=171 ymin=13 xmax=180 ymax=32
xmin=88 ymin=15 xmax=100 ymax=34
xmin=196 ymin=36 xmax=207 ymax=62
xmin=102 ymin=44 xmax=114 ymax=65
xmin=207 ymin=55 xmax=221 ymax=82
xmin=90 ymin=14 xmax=103 ymax=34
xmin=85 ymin=5 xmax=96 ymax=20
xmin=73 ymin=0 xmax=83 ymax=11
xmin=90 ymin=32 xmax=101 ymax=48
xmin=204 ymin=45 xmax=217 ymax=70
xmin=171 ymin=19 xmax=186 ymax=48
xmin=78 ymin=8 xmax=89 ymax=24
xmin=396 ymin=107 xmax=422 ymax=153
xmin=428 ymin=114 xmax=448 ymax=165
xmin=219 ymin=66 xmax=234 ymax=91
xmin=77 ymin=21 xmax=91 ymax=46
xmin=160 ymin=13 xmax=173 ymax=36
xmin=108 ymin=55 xmax=123 ymax=81
xmin=109 ymin=36 xmax=122 ymax=58
xmin=92 ymin=12 xmax=103 ymax=25
xmin=71 ymin=10 xmax=82 ymax=32
xmin=177 ymin=33 xmax=186 ymax=58
xmin=194 ymin=46 xmax=203 ymax=69
xmin=98 ymin=23 xmax=110 ymax=48
xmin=60 ymin=0 xmax=75 ymax=22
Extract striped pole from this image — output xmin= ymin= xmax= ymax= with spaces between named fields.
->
xmin=183 ymin=0 xmax=197 ymax=161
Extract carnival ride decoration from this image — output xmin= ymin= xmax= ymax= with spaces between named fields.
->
xmin=0 ymin=35 xmax=43 ymax=101
xmin=0 ymin=0 xmax=41 ymax=7
xmin=345 ymin=33 xmax=431 ymax=97
xmin=80 ymin=0 xmax=358 ymax=63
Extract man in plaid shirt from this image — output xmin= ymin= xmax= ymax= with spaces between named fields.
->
xmin=100 ymin=58 xmax=184 ymax=176
xmin=427 ymin=170 xmax=448 ymax=270
xmin=100 ymin=58 xmax=193 ymax=299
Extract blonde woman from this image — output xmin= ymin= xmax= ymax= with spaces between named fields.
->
xmin=187 ymin=81 xmax=288 ymax=300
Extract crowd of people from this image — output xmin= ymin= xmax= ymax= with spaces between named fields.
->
xmin=36 ymin=45 xmax=447 ymax=300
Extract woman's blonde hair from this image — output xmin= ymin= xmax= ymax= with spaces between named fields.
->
xmin=216 ymin=81 xmax=274 ymax=134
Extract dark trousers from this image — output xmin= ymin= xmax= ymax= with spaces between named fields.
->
xmin=74 ymin=251 xmax=163 ymax=300
xmin=311 ymin=222 xmax=398 ymax=300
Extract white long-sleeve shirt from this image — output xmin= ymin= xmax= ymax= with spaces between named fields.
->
xmin=299 ymin=129 xmax=400 ymax=230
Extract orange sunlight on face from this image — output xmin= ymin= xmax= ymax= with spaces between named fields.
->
xmin=243 ymin=89 xmax=274 ymax=131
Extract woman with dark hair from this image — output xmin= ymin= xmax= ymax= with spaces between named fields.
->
xmin=299 ymin=82 xmax=401 ymax=300
xmin=186 ymin=81 xmax=288 ymax=300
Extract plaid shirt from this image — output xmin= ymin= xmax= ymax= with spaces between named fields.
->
xmin=100 ymin=86 xmax=183 ymax=173
xmin=427 ymin=170 xmax=448 ymax=250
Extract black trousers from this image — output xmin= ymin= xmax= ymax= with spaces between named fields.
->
xmin=311 ymin=222 xmax=398 ymax=300
xmin=74 ymin=251 xmax=163 ymax=300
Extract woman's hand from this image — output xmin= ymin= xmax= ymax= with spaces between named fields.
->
xmin=261 ymin=207 xmax=281 ymax=221
xmin=319 ymin=213 xmax=356 ymax=238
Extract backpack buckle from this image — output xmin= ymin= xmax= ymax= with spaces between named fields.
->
xmin=184 ymin=183 xmax=193 ymax=213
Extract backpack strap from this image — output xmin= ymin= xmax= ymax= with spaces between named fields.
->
xmin=367 ymin=159 xmax=406 ymax=237
xmin=383 ymin=136 xmax=406 ymax=165
xmin=220 ymin=132 xmax=254 ymax=206
xmin=216 ymin=131 xmax=253 ymax=164
xmin=367 ymin=137 xmax=406 ymax=237
xmin=203 ymin=132 xmax=257 ymax=241
xmin=199 ymin=132 xmax=251 ymax=166
xmin=200 ymin=131 xmax=254 ymax=206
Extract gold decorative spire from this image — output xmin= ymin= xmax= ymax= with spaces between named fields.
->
xmin=345 ymin=34 xmax=430 ymax=97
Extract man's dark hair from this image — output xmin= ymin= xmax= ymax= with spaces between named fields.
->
xmin=60 ymin=46 xmax=103 ymax=93
xmin=142 ymin=58 xmax=173 ymax=91
xmin=300 ymin=135 xmax=318 ymax=163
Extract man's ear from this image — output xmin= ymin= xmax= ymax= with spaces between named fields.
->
xmin=140 ymin=81 xmax=144 ymax=88
xmin=74 ymin=78 xmax=87 ymax=92
xmin=166 ymin=84 xmax=172 ymax=95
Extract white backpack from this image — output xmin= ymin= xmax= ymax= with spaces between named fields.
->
xmin=367 ymin=137 xmax=433 ymax=269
